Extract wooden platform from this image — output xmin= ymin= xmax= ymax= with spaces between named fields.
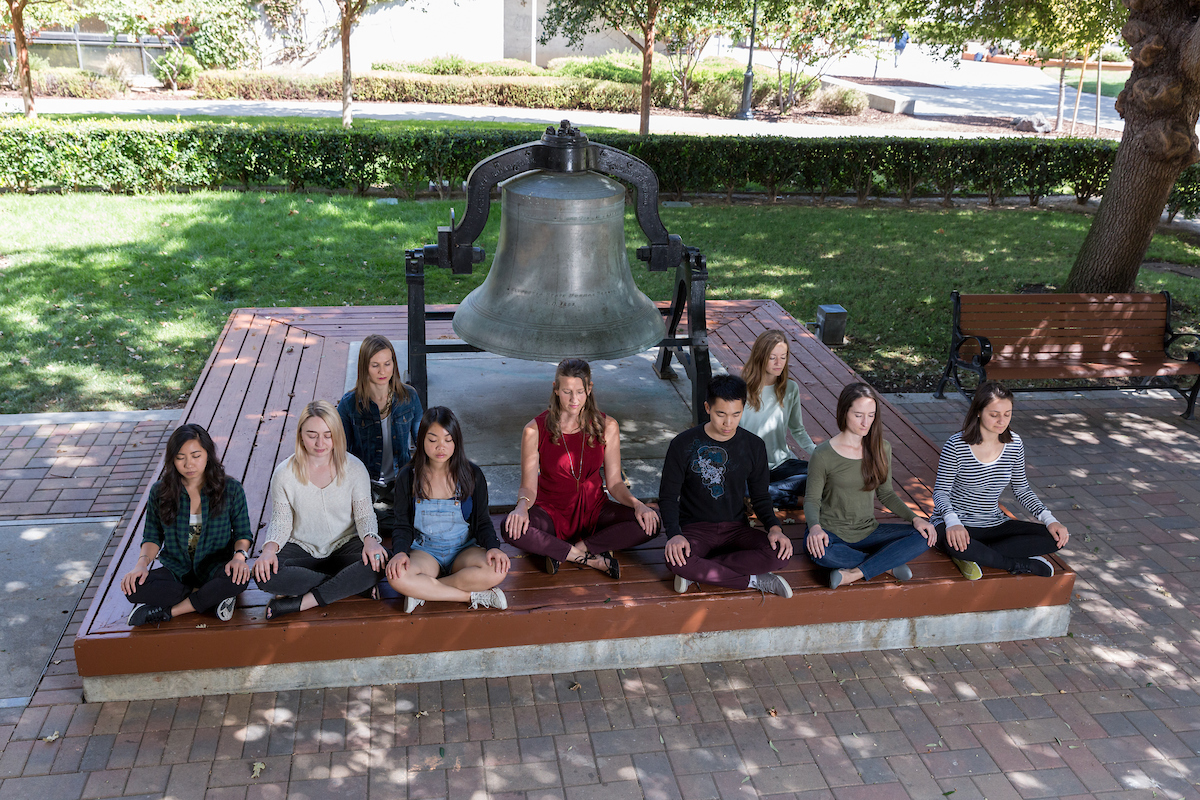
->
xmin=75 ymin=300 xmax=1074 ymax=700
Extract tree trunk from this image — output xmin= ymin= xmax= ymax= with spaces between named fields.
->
xmin=638 ymin=26 xmax=654 ymax=135
xmin=8 ymin=1 xmax=35 ymax=120
xmin=1055 ymin=53 xmax=1066 ymax=131
xmin=1095 ymin=54 xmax=1101 ymax=135
xmin=1063 ymin=1 xmax=1200 ymax=293
xmin=1064 ymin=134 xmax=1180 ymax=292
xmin=1070 ymin=51 xmax=1088 ymax=135
xmin=340 ymin=4 xmax=353 ymax=129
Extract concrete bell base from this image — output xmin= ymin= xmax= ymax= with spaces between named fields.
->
xmin=82 ymin=604 xmax=1070 ymax=702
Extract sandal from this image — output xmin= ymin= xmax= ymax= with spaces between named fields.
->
xmin=545 ymin=556 xmax=560 ymax=575
xmin=266 ymin=596 xmax=304 ymax=620
xmin=592 ymin=551 xmax=620 ymax=580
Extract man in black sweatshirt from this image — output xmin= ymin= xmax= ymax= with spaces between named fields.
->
xmin=658 ymin=375 xmax=794 ymax=596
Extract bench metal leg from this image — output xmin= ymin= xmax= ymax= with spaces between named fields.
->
xmin=1183 ymin=376 xmax=1199 ymax=420
xmin=934 ymin=361 xmax=954 ymax=399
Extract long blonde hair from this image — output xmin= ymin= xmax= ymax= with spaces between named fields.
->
xmin=354 ymin=334 xmax=409 ymax=412
xmin=292 ymin=400 xmax=347 ymax=485
xmin=546 ymin=358 xmax=604 ymax=446
xmin=742 ymin=330 xmax=789 ymax=411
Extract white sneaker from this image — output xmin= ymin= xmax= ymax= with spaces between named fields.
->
xmin=216 ymin=595 xmax=237 ymax=622
xmin=751 ymin=573 xmax=793 ymax=598
xmin=403 ymin=595 xmax=425 ymax=614
xmin=469 ymin=588 xmax=507 ymax=610
xmin=673 ymin=575 xmax=692 ymax=593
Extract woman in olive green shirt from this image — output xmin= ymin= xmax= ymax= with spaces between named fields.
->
xmin=804 ymin=383 xmax=936 ymax=588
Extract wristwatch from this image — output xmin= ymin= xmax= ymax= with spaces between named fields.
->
xmin=235 ymin=549 xmax=251 ymax=560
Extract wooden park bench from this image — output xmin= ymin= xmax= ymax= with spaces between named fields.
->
xmin=935 ymin=291 xmax=1200 ymax=419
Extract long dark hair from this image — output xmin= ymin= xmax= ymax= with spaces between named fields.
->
xmin=835 ymin=383 xmax=888 ymax=492
xmin=411 ymin=407 xmax=475 ymax=501
xmin=157 ymin=423 xmax=226 ymax=526
xmin=962 ymin=381 xmax=1015 ymax=445
xmin=546 ymin=358 xmax=604 ymax=446
xmin=354 ymin=334 xmax=410 ymax=411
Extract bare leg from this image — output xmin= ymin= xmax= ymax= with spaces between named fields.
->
xmin=442 ymin=547 xmax=508 ymax=592
xmin=388 ymin=551 xmax=472 ymax=603
xmin=168 ymin=597 xmax=197 ymax=618
xmin=835 ymin=568 xmax=865 ymax=586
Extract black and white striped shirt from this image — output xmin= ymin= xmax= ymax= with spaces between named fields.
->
xmin=930 ymin=432 xmax=1057 ymax=529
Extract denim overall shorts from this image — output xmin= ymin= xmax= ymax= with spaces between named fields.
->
xmin=411 ymin=497 xmax=477 ymax=576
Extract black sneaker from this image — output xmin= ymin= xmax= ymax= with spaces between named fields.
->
xmin=128 ymin=604 xmax=172 ymax=627
xmin=1010 ymin=557 xmax=1054 ymax=577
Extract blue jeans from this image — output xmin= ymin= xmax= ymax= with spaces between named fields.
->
xmin=768 ymin=459 xmax=807 ymax=509
xmin=810 ymin=522 xmax=929 ymax=581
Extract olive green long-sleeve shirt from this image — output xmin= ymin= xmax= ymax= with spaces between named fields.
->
xmin=803 ymin=440 xmax=915 ymax=543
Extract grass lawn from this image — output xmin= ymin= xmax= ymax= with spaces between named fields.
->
xmin=0 ymin=193 xmax=1196 ymax=414
xmin=41 ymin=114 xmax=627 ymax=135
xmin=1057 ymin=68 xmax=1129 ymax=99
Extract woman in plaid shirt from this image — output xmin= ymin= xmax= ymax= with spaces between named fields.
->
xmin=121 ymin=424 xmax=254 ymax=626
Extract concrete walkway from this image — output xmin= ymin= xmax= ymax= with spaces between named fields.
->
xmin=4 ymin=44 xmax=1124 ymax=138
xmin=1 ymin=388 xmax=1198 ymax=798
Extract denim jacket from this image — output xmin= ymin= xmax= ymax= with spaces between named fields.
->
xmin=337 ymin=386 xmax=423 ymax=484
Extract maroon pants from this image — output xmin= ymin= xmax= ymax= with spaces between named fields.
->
xmin=503 ymin=500 xmax=648 ymax=561
xmin=670 ymin=520 xmax=791 ymax=590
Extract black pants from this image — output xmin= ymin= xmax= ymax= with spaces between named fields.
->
xmin=125 ymin=567 xmax=248 ymax=615
xmin=256 ymin=538 xmax=379 ymax=607
xmin=935 ymin=519 xmax=1061 ymax=572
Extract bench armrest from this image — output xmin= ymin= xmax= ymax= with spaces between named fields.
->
xmin=952 ymin=333 xmax=993 ymax=367
xmin=1166 ymin=331 xmax=1200 ymax=362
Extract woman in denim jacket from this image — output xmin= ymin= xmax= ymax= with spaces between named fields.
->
xmin=337 ymin=334 xmax=423 ymax=539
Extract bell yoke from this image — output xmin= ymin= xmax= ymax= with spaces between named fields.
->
xmin=404 ymin=120 xmax=713 ymax=424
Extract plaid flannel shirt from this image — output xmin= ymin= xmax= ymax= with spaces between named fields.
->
xmin=142 ymin=477 xmax=253 ymax=583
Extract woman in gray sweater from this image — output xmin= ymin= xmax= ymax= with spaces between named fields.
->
xmin=253 ymin=400 xmax=387 ymax=619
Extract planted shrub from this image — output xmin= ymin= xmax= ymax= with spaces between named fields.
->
xmin=696 ymin=80 xmax=740 ymax=117
xmin=32 ymin=69 xmax=126 ymax=99
xmin=0 ymin=119 xmax=1143 ymax=220
xmin=813 ymin=86 xmax=868 ymax=116
xmin=154 ymin=49 xmax=201 ymax=90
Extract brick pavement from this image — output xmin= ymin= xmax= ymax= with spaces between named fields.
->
xmin=3 ymin=391 xmax=1200 ymax=799
xmin=0 ymin=418 xmax=177 ymax=520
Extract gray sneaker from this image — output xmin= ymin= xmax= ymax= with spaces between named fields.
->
xmin=673 ymin=574 xmax=692 ymax=593
xmin=216 ymin=595 xmax=237 ymax=622
xmin=751 ymin=573 xmax=793 ymax=598
xmin=403 ymin=595 xmax=425 ymax=614
xmin=469 ymin=588 xmax=507 ymax=610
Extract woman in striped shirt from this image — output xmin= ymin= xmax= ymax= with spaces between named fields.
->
xmin=932 ymin=382 xmax=1069 ymax=580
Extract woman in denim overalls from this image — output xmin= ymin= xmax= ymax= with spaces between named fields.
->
xmin=385 ymin=407 xmax=509 ymax=613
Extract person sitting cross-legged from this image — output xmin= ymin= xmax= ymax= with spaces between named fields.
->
xmin=253 ymin=400 xmax=387 ymax=619
xmin=805 ymin=383 xmax=936 ymax=588
xmin=931 ymin=381 xmax=1068 ymax=580
xmin=659 ymin=374 xmax=794 ymax=597
xmin=385 ymin=407 xmax=509 ymax=613
xmin=122 ymin=423 xmax=253 ymax=626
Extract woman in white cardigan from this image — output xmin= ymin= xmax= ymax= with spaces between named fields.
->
xmin=253 ymin=400 xmax=388 ymax=619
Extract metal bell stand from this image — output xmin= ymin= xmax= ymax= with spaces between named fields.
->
xmin=404 ymin=120 xmax=713 ymax=424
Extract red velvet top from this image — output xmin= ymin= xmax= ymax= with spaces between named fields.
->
xmin=533 ymin=410 xmax=607 ymax=540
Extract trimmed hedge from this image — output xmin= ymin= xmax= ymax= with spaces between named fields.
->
xmin=32 ymin=68 xmax=127 ymax=99
xmin=0 ymin=119 xmax=1149 ymax=211
xmin=196 ymin=70 xmax=640 ymax=112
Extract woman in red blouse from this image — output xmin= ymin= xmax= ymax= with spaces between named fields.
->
xmin=503 ymin=358 xmax=659 ymax=578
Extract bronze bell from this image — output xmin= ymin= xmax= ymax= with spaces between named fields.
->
xmin=451 ymin=168 xmax=665 ymax=362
